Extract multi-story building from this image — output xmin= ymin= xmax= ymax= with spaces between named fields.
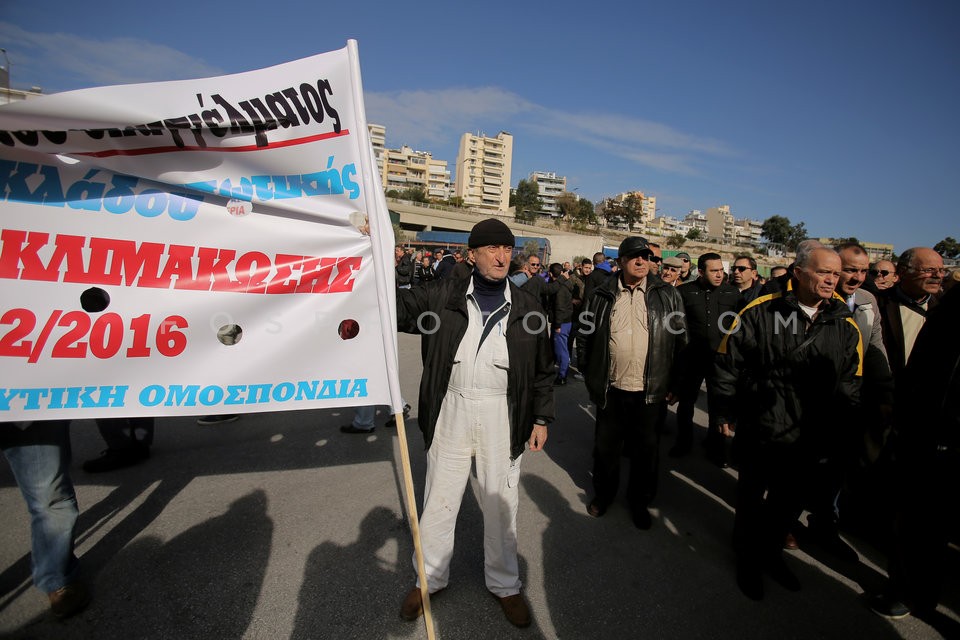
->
xmin=684 ymin=210 xmax=709 ymax=234
xmin=733 ymin=217 xmax=763 ymax=247
xmin=612 ymin=191 xmax=657 ymax=225
xmin=705 ymin=205 xmax=736 ymax=244
xmin=367 ymin=123 xmax=386 ymax=183
xmin=381 ymin=145 xmax=450 ymax=200
xmin=455 ymin=131 xmax=513 ymax=213
xmin=529 ymin=171 xmax=567 ymax=216
xmin=818 ymin=238 xmax=894 ymax=263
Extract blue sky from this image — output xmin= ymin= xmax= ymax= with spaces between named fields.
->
xmin=1 ymin=0 xmax=957 ymax=251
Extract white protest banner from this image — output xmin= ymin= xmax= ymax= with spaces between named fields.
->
xmin=0 ymin=40 xmax=404 ymax=421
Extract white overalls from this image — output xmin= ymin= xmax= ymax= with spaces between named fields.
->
xmin=414 ymin=282 xmax=523 ymax=597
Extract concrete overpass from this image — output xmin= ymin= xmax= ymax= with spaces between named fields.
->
xmin=388 ymin=199 xmax=605 ymax=263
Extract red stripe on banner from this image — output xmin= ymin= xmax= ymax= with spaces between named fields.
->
xmin=77 ymin=129 xmax=352 ymax=158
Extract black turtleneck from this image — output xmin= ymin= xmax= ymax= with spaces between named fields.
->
xmin=471 ymin=271 xmax=507 ymax=322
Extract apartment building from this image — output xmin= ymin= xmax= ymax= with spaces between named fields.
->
xmin=530 ymin=171 xmax=567 ymax=215
xmin=367 ymin=123 xmax=386 ymax=183
xmin=612 ymin=191 xmax=657 ymax=225
xmin=382 ymin=145 xmax=450 ymax=199
xmin=684 ymin=210 xmax=709 ymax=233
xmin=818 ymin=238 xmax=894 ymax=262
xmin=705 ymin=205 xmax=736 ymax=244
xmin=455 ymin=131 xmax=513 ymax=213
xmin=733 ymin=217 xmax=763 ymax=247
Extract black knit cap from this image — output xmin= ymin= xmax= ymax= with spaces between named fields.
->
xmin=468 ymin=218 xmax=515 ymax=248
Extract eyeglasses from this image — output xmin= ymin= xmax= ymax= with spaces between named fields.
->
xmin=650 ymin=256 xmax=662 ymax=264
xmin=528 ymin=262 xmax=541 ymax=268
xmin=912 ymin=267 xmax=947 ymax=277
xmin=680 ymin=258 xmax=690 ymax=262
xmin=869 ymin=269 xmax=892 ymax=277
xmin=732 ymin=265 xmax=753 ymax=273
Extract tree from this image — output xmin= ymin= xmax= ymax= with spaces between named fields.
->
xmin=666 ymin=233 xmax=687 ymax=249
xmin=761 ymin=215 xmax=807 ymax=251
xmin=761 ymin=215 xmax=792 ymax=246
xmin=399 ymin=187 xmax=428 ymax=203
xmin=574 ymin=199 xmax=597 ymax=227
xmin=686 ymin=228 xmax=703 ymax=241
xmin=555 ymin=192 xmax=578 ymax=219
xmin=934 ymin=236 xmax=960 ymax=258
xmin=446 ymin=196 xmax=465 ymax=208
xmin=786 ymin=222 xmax=808 ymax=251
xmin=831 ymin=237 xmax=860 ymax=248
xmin=511 ymin=179 xmax=542 ymax=223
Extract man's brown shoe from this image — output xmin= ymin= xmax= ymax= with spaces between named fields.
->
xmin=48 ymin=583 xmax=90 ymax=619
xmin=400 ymin=587 xmax=423 ymax=621
xmin=495 ymin=593 xmax=531 ymax=628
xmin=784 ymin=532 xmax=799 ymax=551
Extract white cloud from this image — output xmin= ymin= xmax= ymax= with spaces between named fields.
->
xmin=366 ymin=86 xmax=733 ymax=175
xmin=0 ymin=22 xmax=223 ymax=90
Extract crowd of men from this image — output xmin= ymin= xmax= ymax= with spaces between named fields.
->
xmin=386 ymin=225 xmax=958 ymax=626
xmin=4 ymin=218 xmax=957 ymax=630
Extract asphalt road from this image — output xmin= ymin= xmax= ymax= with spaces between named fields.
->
xmin=1 ymin=333 xmax=957 ymax=639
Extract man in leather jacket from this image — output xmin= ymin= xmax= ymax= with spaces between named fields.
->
xmin=577 ymin=236 xmax=687 ymax=530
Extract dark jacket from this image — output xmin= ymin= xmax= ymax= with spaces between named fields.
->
xmin=451 ymin=260 xmax=473 ymax=280
xmin=577 ymin=272 xmax=688 ymax=409
xmin=893 ymin=286 xmax=959 ymax=464
xmin=434 ymin=254 xmax=457 ymax=280
xmin=739 ymin=281 xmax=765 ymax=304
xmin=875 ymin=285 xmax=939 ymax=383
xmin=549 ymin=277 xmax=574 ymax=328
xmin=581 ymin=267 xmax=611 ymax=305
xmin=713 ymin=282 xmax=863 ymax=447
xmin=677 ymin=278 xmax=743 ymax=356
xmin=395 ymin=253 xmax=414 ymax=287
xmin=397 ymin=276 xmax=555 ymax=459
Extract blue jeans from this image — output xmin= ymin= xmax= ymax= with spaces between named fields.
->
xmin=353 ymin=405 xmax=377 ymax=429
xmin=553 ymin=322 xmax=572 ymax=378
xmin=1 ymin=420 xmax=80 ymax=593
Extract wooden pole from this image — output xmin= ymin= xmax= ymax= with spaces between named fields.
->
xmin=394 ymin=412 xmax=436 ymax=639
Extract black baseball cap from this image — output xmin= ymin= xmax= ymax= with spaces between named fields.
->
xmin=618 ymin=236 xmax=652 ymax=260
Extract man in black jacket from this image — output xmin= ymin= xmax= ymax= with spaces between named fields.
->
xmin=670 ymin=252 xmax=743 ymax=461
xmin=395 ymin=218 xmax=554 ymax=628
xmin=714 ymin=245 xmax=862 ymax=601
xmin=395 ymin=245 xmax=414 ymax=288
xmin=577 ymin=236 xmax=687 ymax=530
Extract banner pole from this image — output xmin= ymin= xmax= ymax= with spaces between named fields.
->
xmin=394 ymin=412 xmax=436 ymax=639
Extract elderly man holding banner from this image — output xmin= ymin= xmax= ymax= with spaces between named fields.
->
xmin=395 ymin=218 xmax=555 ymax=628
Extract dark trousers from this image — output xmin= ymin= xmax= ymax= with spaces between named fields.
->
xmin=733 ymin=439 xmax=808 ymax=565
xmin=886 ymin=449 xmax=960 ymax=613
xmin=591 ymin=388 xmax=663 ymax=511
xmin=675 ymin=359 xmax=726 ymax=450
xmin=95 ymin=417 xmax=154 ymax=451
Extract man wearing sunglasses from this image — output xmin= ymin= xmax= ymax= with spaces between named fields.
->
xmin=868 ymin=259 xmax=898 ymax=291
xmin=578 ymin=237 xmax=686 ymax=530
xmin=731 ymin=256 xmax=763 ymax=303
xmin=675 ymin=251 xmax=694 ymax=283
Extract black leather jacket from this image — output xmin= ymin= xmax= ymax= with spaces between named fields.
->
xmin=577 ymin=272 xmax=687 ymax=409
xmin=397 ymin=276 xmax=555 ymax=459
